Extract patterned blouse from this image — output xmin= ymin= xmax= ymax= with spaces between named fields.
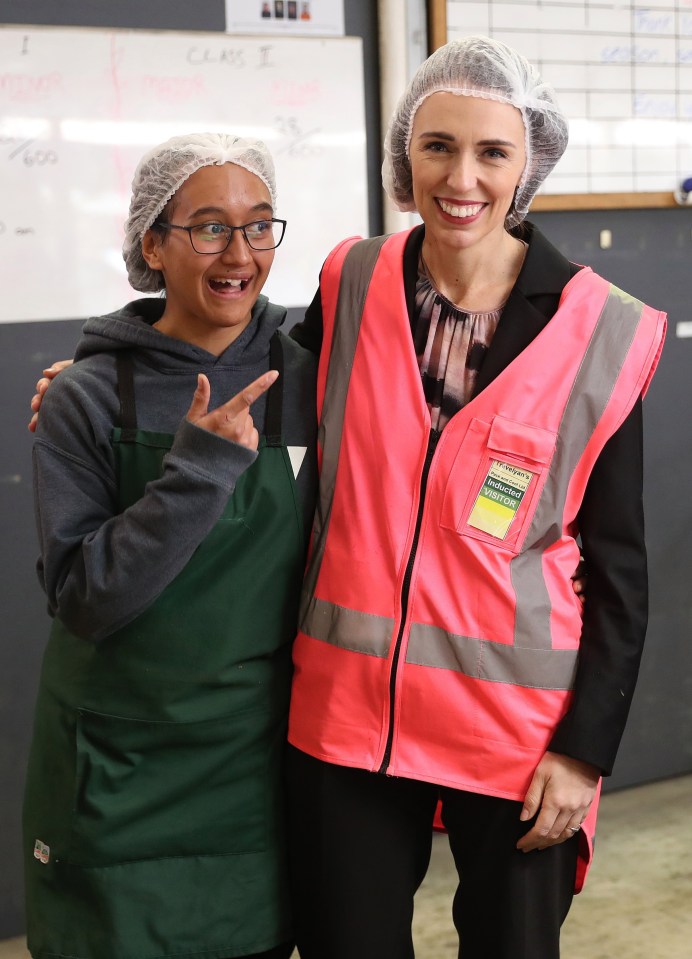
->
xmin=414 ymin=255 xmax=503 ymax=431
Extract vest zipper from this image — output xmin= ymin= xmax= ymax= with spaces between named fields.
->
xmin=378 ymin=427 xmax=440 ymax=774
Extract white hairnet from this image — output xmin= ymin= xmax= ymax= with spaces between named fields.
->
xmin=123 ymin=132 xmax=277 ymax=292
xmin=382 ymin=35 xmax=568 ymax=229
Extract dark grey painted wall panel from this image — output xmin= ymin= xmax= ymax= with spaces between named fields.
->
xmin=532 ymin=208 xmax=692 ymax=791
xmin=0 ymin=0 xmax=226 ymax=31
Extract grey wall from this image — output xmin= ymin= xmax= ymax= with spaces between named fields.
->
xmin=1 ymin=0 xmax=691 ymax=941
xmin=531 ymin=208 xmax=692 ymax=791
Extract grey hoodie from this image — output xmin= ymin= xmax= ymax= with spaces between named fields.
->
xmin=33 ymin=295 xmax=317 ymax=642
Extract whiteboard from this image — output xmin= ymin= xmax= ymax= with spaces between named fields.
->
xmin=0 ymin=26 xmax=368 ymax=322
xmin=445 ymin=0 xmax=692 ymax=196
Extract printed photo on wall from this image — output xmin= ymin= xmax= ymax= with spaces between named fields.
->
xmin=227 ymin=0 xmax=342 ymax=35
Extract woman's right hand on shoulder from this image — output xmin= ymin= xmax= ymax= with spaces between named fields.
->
xmin=28 ymin=360 xmax=74 ymax=432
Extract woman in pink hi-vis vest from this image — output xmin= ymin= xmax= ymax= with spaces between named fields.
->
xmin=286 ymin=35 xmax=666 ymax=959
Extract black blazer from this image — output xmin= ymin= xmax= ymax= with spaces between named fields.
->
xmin=292 ymin=222 xmax=648 ymax=776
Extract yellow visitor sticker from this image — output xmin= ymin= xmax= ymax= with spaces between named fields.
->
xmin=467 ymin=460 xmax=534 ymax=539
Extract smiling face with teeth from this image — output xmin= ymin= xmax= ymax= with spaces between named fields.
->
xmin=141 ymin=163 xmax=275 ymax=355
xmin=409 ymin=91 xmax=526 ymax=259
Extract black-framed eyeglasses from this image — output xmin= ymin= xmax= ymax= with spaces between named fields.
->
xmin=155 ymin=218 xmax=287 ymax=253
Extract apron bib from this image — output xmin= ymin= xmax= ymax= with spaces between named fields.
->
xmin=24 ymin=333 xmax=305 ymax=959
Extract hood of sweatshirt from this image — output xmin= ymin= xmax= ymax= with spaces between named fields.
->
xmin=74 ymin=294 xmax=287 ymax=371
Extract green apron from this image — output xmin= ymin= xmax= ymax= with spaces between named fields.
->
xmin=23 ymin=334 xmax=305 ymax=959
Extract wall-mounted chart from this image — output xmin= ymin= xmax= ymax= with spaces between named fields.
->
xmin=441 ymin=0 xmax=692 ymax=204
xmin=0 ymin=25 xmax=367 ymax=321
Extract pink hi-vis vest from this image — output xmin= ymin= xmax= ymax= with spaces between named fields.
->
xmin=288 ymin=229 xmax=666 ymax=890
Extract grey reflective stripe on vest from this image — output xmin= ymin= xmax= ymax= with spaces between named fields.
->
xmin=301 ymin=262 xmax=645 ymax=691
xmin=299 ymin=236 xmax=389 ymax=628
xmin=406 ymin=621 xmax=579 ymax=689
xmin=302 ymin=596 xmax=394 ymax=657
xmin=302 ymin=600 xmax=578 ymax=688
xmin=510 ymin=285 xmax=643 ymax=652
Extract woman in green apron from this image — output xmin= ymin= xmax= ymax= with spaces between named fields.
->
xmin=24 ymin=132 xmax=317 ymax=959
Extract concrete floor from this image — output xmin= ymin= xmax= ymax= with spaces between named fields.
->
xmin=3 ymin=773 xmax=691 ymax=958
xmin=412 ymin=773 xmax=692 ymax=958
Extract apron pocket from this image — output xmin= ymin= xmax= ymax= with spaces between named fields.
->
xmin=68 ymin=706 xmax=275 ymax=866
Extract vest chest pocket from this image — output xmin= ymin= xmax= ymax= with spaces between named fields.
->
xmin=440 ymin=415 xmax=557 ymax=554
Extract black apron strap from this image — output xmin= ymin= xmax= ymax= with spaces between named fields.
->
xmin=264 ymin=332 xmax=284 ymax=447
xmin=115 ymin=352 xmax=138 ymax=440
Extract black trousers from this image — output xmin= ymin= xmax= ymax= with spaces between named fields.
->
xmin=287 ymin=746 xmax=579 ymax=959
